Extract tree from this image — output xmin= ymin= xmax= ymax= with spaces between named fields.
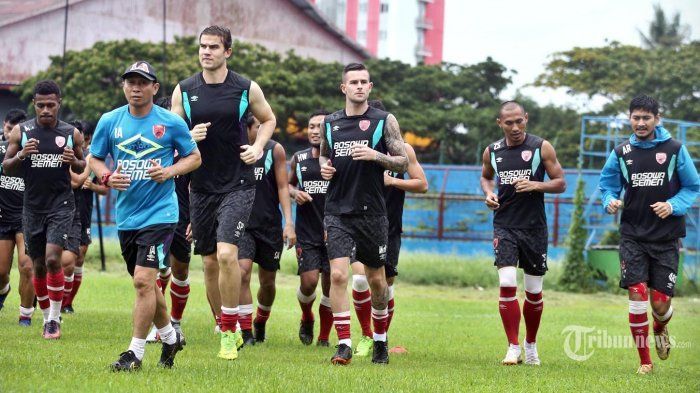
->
xmin=559 ymin=174 xmax=595 ymax=293
xmin=639 ymin=4 xmax=691 ymax=49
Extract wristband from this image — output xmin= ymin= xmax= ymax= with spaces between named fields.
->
xmin=101 ymin=172 xmax=112 ymax=188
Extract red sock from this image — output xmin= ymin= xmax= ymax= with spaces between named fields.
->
xmin=254 ymin=305 xmax=271 ymax=325
xmin=371 ymin=307 xmax=388 ymax=336
xmin=318 ymin=298 xmax=333 ymax=341
xmin=215 ymin=315 xmax=222 ymax=329
xmin=238 ymin=304 xmax=253 ymax=331
xmin=499 ymin=287 xmax=520 ymax=345
xmin=68 ymin=269 xmax=83 ymax=306
xmin=333 ymin=311 xmax=351 ymax=340
xmin=629 ymin=283 xmax=651 ymax=365
xmin=523 ymin=291 xmax=543 ymax=343
xmin=352 ymin=289 xmax=373 ymax=337
xmin=169 ymin=278 xmax=190 ymax=322
xmin=62 ymin=275 xmax=74 ymax=307
xmin=157 ymin=270 xmax=171 ymax=296
xmin=386 ymin=296 xmax=395 ymax=332
xmin=46 ymin=270 xmax=65 ymax=303
xmin=652 ymin=290 xmax=673 ymax=334
xmin=220 ymin=306 xmax=238 ymax=333
xmin=32 ymin=276 xmax=50 ymax=311
xmin=298 ymin=290 xmax=316 ymax=322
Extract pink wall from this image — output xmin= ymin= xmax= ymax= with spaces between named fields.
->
xmin=345 ymin=0 xmax=358 ymax=40
xmin=423 ymin=0 xmax=444 ymax=64
xmin=365 ymin=0 xmax=380 ymax=55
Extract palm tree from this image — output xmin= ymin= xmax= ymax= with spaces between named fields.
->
xmin=639 ymin=4 xmax=690 ymax=49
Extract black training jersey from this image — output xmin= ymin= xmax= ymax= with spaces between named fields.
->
xmin=179 ymin=70 xmax=253 ymax=193
xmin=294 ymin=147 xmax=328 ymax=245
xmin=489 ymin=133 xmax=547 ymax=228
xmin=0 ymin=140 xmax=24 ymax=224
xmin=385 ymin=171 xmax=405 ymax=235
xmin=324 ymin=107 xmax=389 ymax=216
xmin=614 ymin=139 xmax=685 ymax=241
xmin=173 ymin=153 xmax=191 ymax=225
xmin=19 ymin=118 xmax=75 ymax=212
xmin=249 ymin=140 xmax=281 ymax=229
xmin=78 ymin=148 xmax=95 ymax=228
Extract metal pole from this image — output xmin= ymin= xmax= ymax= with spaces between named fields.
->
xmin=162 ymin=0 xmax=167 ymax=97
xmin=61 ymin=0 xmax=69 ymax=85
xmin=95 ymin=192 xmax=106 ymax=271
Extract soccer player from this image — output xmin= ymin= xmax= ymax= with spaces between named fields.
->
xmin=171 ymin=25 xmax=276 ymax=361
xmin=0 ymin=108 xmax=35 ymax=326
xmin=3 ymin=81 xmax=86 ymax=339
xmin=480 ymin=100 xmax=566 ymax=366
xmin=599 ymin=95 xmax=699 ymax=375
xmin=62 ymin=121 xmax=109 ymax=313
xmin=90 ymin=61 xmax=200 ymax=370
xmin=146 ymin=96 xmax=194 ymax=344
xmin=320 ymin=63 xmax=408 ymax=365
xmin=289 ymin=110 xmax=333 ymax=347
xmin=238 ymin=114 xmax=295 ymax=345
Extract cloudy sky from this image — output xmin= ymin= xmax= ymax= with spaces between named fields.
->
xmin=443 ymin=0 xmax=700 ymax=111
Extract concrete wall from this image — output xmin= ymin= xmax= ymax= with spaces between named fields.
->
xmin=0 ymin=0 xmax=366 ymax=85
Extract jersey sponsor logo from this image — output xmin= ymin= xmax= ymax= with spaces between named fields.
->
xmin=55 ymin=136 xmax=66 ymax=148
xmin=297 ymin=153 xmax=308 ymax=162
xmin=656 ymin=152 xmax=667 ymax=165
xmin=0 ymin=175 xmax=25 ymax=191
xmin=359 ymin=120 xmax=371 ymax=131
xmin=631 ymin=172 xmax=665 ymax=187
xmin=153 ymin=125 xmax=165 ymax=139
xmin=116 ymin=134 xmax=164 ymax=159
xmin=333 ymin=140 xmax=368 ymax=157
xmin=302 ymin=180 xmax=328 ymax=194
xmin=497 ymin=169 xmax=531 ymax=185
xmin=116 ymin=158 xmax=162 ymax=180
xmin=622 ymin=144 xmax=632 ymax=155
xmin=521 ymin=150 xmax=532 ymax=162
xmin=254 ymin=166 xmax=264 ymax=181
xmin=30 ymin=153 xmax=63 ymax=168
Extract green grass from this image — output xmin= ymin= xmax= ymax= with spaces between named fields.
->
xmin=1 ymin=244 xmax=699 ymax=392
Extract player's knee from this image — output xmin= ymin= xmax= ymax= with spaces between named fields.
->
xmin=18 ymin=260 xmax=33 ymax=278
xmin=352 ymin=274 xmax=369 ymax=292
xmin=330 ymin=268 xmax=348 ymax=286
xmin=216 ymin=249 xmax=237 ymax=265
xmin=628 ymin=282 xmax=648 ymax=301
xmin=651 ymin=290 xmax=671 ymax=314
xmin=524 ymin=274 xmax=543 ymax=294
xmin=132 ymin=275 xmax=155 ymax=294
xmin=497 ymin=266 xmax=517 ymax=288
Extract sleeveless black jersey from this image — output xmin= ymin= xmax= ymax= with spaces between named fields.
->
xmin=249 ymin=141 xmax=281 ymax=230
xmin=0 ymin=140 xmax=24 ymax=224
xmin=489 ymin=134 xmax=547 ymax=228
xmin=385 ymin=171 xmax=406 ymax=235
xmin=179 ymin=70 xmax=253 ymax=193
xmin=78 ymin=148 xmax=95 ymax=228
xmin=614 ymin=139 xmax=685 ymax=241
xmin=324 ymin=107 xmax=389 ymax=216
xmin=173 ymin=154 xmax=190 ymax=225
xmin=294 ymin=147 xmax=328 ymax=245
xmin=19 ymin=118 xmax=75 ymax=212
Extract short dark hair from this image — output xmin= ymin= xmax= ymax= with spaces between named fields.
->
xmin=343 ymin=63 xmax=369 ymax=80
xmin=70 ymin=120 xmax=92 ymax=137
xmin=245 ymin=112 xmax=257 ymax=129
xmin=368 ymin=100 xmax=386 ymax=111
xmin=4 ymin=108 xmax=27 ymax=125
xmin=498 ymin=100 xmax=525 ymax=117
xmin=200 ymin=25 xmax=232 ymax=50
xmin=33 ymin=80 xmax=61 ymax=98
xmin=308 ymin=109 xmax=330 ymax=121
xmin=155 ymin=96 xmax=171 ymax=110
xmin=629 ymin=94 xmax=659 ymax=116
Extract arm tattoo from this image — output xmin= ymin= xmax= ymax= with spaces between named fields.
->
xmin=376 ymin=114 xmax=408 ymax=173
xmin=320 ymin=124 xmax=330 ymax=159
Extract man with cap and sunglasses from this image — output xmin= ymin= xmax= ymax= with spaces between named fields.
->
xmin=90 ymin=61 xmax=201 ymax=371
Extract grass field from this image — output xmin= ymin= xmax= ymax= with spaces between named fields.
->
xmin=0 ymin=244 xmax=699 ymax=392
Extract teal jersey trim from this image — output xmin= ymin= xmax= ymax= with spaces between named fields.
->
xmin=66 ymin=134 xmax=73 ymax=149
xmin=618 ymin=157 xmax=630 ymax=182
xmin=264 ymin=148 xmax=274 ymax=174
xmin=668 ymin=154 xmax=677 ymax=181
xmin=295 ymin=162 xmax=302 ymax=184
xmin=157 ymin=244 xmax=166 ymax=270
xmin=490 ymin=151 xmax=498 ymax=173
xmin=20 ymin=132 xmax=27 ymax=148
xmin=182 ymin=91 xmax=191 ymax=123
xmin=371 ymin=120 xmax=385 ymax=149
xmin=325 ymin=123 xmax=332 ymax=147
xmin=531 ymin=148 xmax=541 ymax=173
xmin=239 ymin=90 xmax=249 ymax=121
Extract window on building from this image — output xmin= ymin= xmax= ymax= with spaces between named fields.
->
xmin=380 ymin=3 xmax=389 ymax=12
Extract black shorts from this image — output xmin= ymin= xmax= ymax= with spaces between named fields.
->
xmin=65 ymin=211 xmax=82 ymax=255
xmin=169 ymin=222 xmax=191 ymax=263
xmin=238 ymin=227 xmax=283 ymax=271
xmin=493 ymin=226 xmax=548 ymax=276
xmin=0 ymin=222 xmax=22 ymax=241
xmin=23 ymin=206 xmax=74 ymax=260
xmin=619 ymin=237 xmax=680 ymax=297
xmin=385 ymin=233 xmax=401 ymax=278
xmin=80 ymin=223 xmax=92 ymax=246
xmin=190 ymin=188 xmax=255 ymax=256
xmin=325 ymin=214 xmax=388 ymax=269
xmin=296 ymin=241 xmax=330 ymax=275
xmin=118 ymin=223 xmax=175 ymax=277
